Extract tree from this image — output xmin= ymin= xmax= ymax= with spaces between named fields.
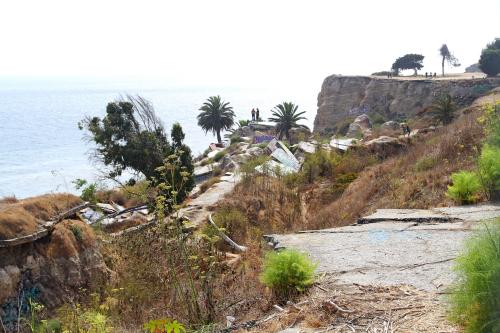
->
xmin=79 ymin=96 xmax=195 ymax=205
xmin=430 ymin=94 xmax=456 ymax=125
xmin=268 ymin=102 xmax=309 ymax=141
xmin=197 ymin=96 xmax=235 ymax=143
xmin=167 ymin=122 xmax=195 ymax=204
xmin=79 ymin=95 xmax=171 ymax=179
xmin=439 ymin=44 xmax=460 ymax=76
xmin=391 ymin=54 xmax=424 ymax=76
xmin=479 ymin=38 xmax=500 ymax=77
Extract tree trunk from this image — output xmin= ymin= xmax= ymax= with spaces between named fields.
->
xmin=414 ymin=68 xmax=417 ymax=76
xmin=442 ymin=56 xmax=445 ymax=76
xmin=216 ymin=130 xmax=222 ymax=143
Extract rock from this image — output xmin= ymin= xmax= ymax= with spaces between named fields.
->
xmin=381 ymin=121 xmax=400 ymax=131
xmin=297 ymin=141 xmax=316 ymax=154
xmin=364 ymin=136 xmax=405 ymax=158
xmin=354 ymin=114 xmax=372 ymax=128
xmin=232 ymin=153 xmax=252 ymax=164
xmin=247 ymin=146 xmax=264 ymax=156
xmin=346 ymin=123 xmax=363 ymax=138
xmin=220 ymin=155 xmax=236 ymax=170
xmin=0 ymin=266 xmax=21 ymax=304
xmin=240 ymin=126 xmax=253 ymax=136
xmin=314 ymin=75 xmax=500 ymax=134
xmin=289 ymin=127 xmax=311 ymax=143
xmin=346 ymin=114 xmax=372 ymax=138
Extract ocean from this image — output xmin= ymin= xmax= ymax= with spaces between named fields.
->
xmin=0 ymin=78 xmax=316 ymax=198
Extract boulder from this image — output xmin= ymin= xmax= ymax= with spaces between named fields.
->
xmin=346 ymin=115 xmax=372 ymax=138
xmin=247 ymin=146 xmax=264 ymax=156
xmin=364 ymin=136 xmax=405 ymax=158
xmin=381 ymin=121 xmax=400 ymax=131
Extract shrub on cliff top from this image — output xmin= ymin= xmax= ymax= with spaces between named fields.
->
xmin=449 ymin=218 xmax=500 ymax=332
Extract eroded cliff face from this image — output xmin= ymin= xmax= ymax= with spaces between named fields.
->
xmin=0 ymin=220 xmax=108 ymax=327
xmin=314 ymin=75 xmax=500 ymax=134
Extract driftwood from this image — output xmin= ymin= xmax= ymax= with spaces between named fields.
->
xmin=208 ymin=214 xmax=247 ymax=252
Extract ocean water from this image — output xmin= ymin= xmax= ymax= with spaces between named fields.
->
xmin=0 ymin=79 xmax=316 ymax=198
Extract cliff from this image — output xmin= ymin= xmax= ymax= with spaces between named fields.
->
xmin=314 ymin=75 xmax=500 ymax=134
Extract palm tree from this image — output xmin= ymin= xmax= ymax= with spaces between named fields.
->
xmin=197 ymin=96 xmax=235 ymax=143
xmin=431 ymin=94 xmax=456 ymax=125
xmin=268 ymin=102 xmax=309 ymax=141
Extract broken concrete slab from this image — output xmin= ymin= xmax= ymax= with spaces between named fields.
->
xmin=329 ymin=138 xmax=358 ymax=151
xmin=358 ymin=209 xmax=456 ymax=224
xmin=296 ymin=141 xmax=316 ymax=154
xmin=358 ymin=205 xmax=500 ymax=224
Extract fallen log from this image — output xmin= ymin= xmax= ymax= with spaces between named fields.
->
xmin=208 ymin=214 xmax=247 ymax=252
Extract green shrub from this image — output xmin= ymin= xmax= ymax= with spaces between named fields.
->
xmin=213 ymin=150 xmax=226 ymax=162
xmin=449 ymin=218 xmax=500 ymax=332
xmin=301 ymin=149 xmax=340 ymax=184
xmin=240 ymin=155 xmax=271 ymax=179
xmin=447 ymin=171 xmax=481 ymax=204
xmin=230 ymin=135 xmax=244 ymax=145
xmin=260 ymin=249 xmax=317 ymax=297
xmin=69 ymin=225 xmax=83 ymax=242
xmin=478 ymin=144 xmax=500 ymax=200
xmin=72 ymin=178 xmax=98 ymax=204
xmin=143 ymin=318 xmax=186 ymax=333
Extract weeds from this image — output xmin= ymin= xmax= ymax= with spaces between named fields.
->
xmin=449 ymin=218 xmax=500 ymax=332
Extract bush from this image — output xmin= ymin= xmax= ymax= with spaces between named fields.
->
xmin=260 ymin=249 xmax=316 ymax=298
xmin=447 ymin=171 xmax=481 ymax=204
xmin=414 ymin=156 xmax=438 ymax=172
xmin=213 ymin=150 xmax=226 ymax=162
xmin=449 ymin=218 xmax=500 ymax=332
xmin=478 ymin=144 xmax=500 ymax=200
xmin=301 ymin=149 xmax=340 ymax=184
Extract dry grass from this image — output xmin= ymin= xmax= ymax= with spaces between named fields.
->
xmin=0 ymin=193 xmax=82 ymax=240
xmin=239 ymin=279 xmax=458 ymax=332
xmin=45 ymin=219 xmax=96 ymax=258
xmin=310 ymin=109 xmax=484 ymax=229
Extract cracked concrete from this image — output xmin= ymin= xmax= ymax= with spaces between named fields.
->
xmin=268 ymin=205 xmax=500 ymax=292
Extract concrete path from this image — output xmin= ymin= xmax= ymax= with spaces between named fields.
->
xmin=179 ymin=172 xmax=240 ymax=227
xmin=268 ymin=205 xmax=500 ymax=292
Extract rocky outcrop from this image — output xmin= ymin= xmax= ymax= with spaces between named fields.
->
xmin=0 ymin=220 xmax=108 ymax=323
xmin=314 ymin=75 xmax=500 ymax=134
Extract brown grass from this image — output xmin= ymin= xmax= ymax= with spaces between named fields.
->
xmin=45 ymin=219 xmax=95 ymax=258
xmin=0 ymin=193 xmax=82 ymax=240
xmin=309 ymin=109 xmax=484 ymax=229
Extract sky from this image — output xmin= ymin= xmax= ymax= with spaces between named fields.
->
xmin=0 ymin=0 xmax=499 ymax=89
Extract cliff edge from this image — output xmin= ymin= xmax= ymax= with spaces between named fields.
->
xmin=314 ymin=75 xmax=500 ymax=134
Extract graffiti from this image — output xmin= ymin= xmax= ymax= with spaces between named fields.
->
xmin=254 ymin=135 xmax=275 ymax=144
xmin=1 ymin=278 xmax=40 ymax=332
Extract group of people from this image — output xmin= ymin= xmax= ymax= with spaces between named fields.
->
xmin=425 ymin=72 xmax=437 ymax=78
xmin=251 ymin=108 xmax=260 ymax=121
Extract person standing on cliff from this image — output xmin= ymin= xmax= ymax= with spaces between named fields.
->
xmin=256 ymin=108 xmax=260 ymax=122
xmin=251 ymin=108 xmax=255 ymax=121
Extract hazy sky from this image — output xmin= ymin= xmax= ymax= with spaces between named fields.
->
xmin=1 ymin=0 xmax=499 ymax=88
